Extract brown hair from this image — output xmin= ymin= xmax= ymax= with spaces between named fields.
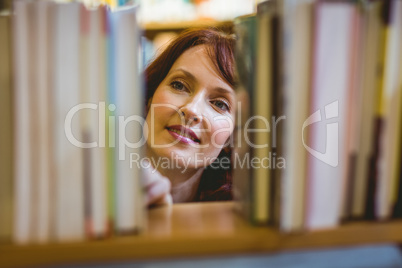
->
xmin=145 ymin=28 xmax=236 ymax=106
xmin=144 ymin=28 xmax=236 ymax=201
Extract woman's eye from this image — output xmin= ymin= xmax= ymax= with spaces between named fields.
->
xmin=170 ymin=81 xmax=187 ymax=91
xmin=211 ymin=99 xmax=230 ymax=112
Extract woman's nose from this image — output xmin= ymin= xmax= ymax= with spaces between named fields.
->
xmin=179 ymin=94 xmax=204 ymax=125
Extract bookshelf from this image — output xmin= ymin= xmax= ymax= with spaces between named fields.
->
xmin=2 ymin=0 xmax=402 ymax=267
xmin=142 ymin=19 xmax=233 ymax=39
xmin=1 ymin=201 xmax=402 ymax=268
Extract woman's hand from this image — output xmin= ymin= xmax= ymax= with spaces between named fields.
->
xmin=142 ymin=161 xmax=173 ymax=207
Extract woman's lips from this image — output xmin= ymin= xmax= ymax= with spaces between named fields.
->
xmin=166 ymin=125 xmax=200 ymax=144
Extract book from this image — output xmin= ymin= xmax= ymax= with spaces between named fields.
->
xmin=390 ymin=2 xmax=402 ymax=218
xmin=108 ymin=5 xmax=145 ymax=234
xmin=80 ymin=5 xmax=109 ymax=239
xmin=26 ymin=1 xmax=40 ymax=244
xmin=30 ymin=0 xmax=54 ymax=243
xmin=340 ymin=1 xmax=365 ymax=220
xmin=389 ymin=39 xmax=402 ymax=217
xmin=279 ymin=0 xmax=313 ymax=232
xmin=270 ymin=0 xmax=282 ymax=226
xmin=53 ymin=2 xmax=85 ymax=241
xmin=233 ymin=14 xmax=257 ymax=222
xmin=12 ymin=0 xmax=33 ymax=244
xmin=0 ymin=10 xmax=13 ymax=243
xmin=364 ymin=0 xmax=390 ymax=220
xmin=304 ymin=0 xmax=356 ymax=230
xmin=375 ymin=0 xmax=402 ymax=220
xmin=106 ymin=5 xmax=117 ymax=233
xmin=351 ymin=0 xmax=383 ymax=219
xmin=392 ymin=86 xmax=402 ymax=217
xmin=251 ymin=0 xmax=276 ymax=225
xmin=11 ymin=0 xmax=54 ymax=244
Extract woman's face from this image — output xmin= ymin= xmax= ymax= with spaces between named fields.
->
xmin=145 ymin=45 xmax=235 ymax=170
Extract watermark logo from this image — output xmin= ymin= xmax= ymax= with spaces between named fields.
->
xmin=129 ymin=152 xmax=286 ymax=173
xmin=302 ymin=101 xmax=339 ymax=167
xmin=63 ymin=100 xmax=341 ymax=169
xmin=64 ymin=102 xmax=147 ymax=160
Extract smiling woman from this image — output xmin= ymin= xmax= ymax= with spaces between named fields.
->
xmin=143 ymin=28 xmax=236 ymax=206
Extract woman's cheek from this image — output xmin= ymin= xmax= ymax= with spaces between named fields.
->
xmin=209 ymin=118 xmax=234 ymax=148
xmin=148 ymin=103 xmax=180 ymax=126
xmin=151 ymin=94 xmax=184 ymax=119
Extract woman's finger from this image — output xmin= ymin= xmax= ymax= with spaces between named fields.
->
xmin=151 ymin=192 xmax=173 ymax=206
xmin=146 ymin=177 xmax=171 ymax=206
xmin=142 ymin=160 xmax=164 ymax=187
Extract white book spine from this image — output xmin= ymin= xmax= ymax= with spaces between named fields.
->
xmin=12 ymin=0 xmax=32 ymax=245
xmin=34 ymin=0 xmax=52 ymax=243
xmin=54 ymin=2 xmax=84 ymax=241
xmin=110 ymin=6 xmax=145 ymax=233
xmin=280 ymin=0 xmax=313 ymax=232
xmin=88 ymin=8 xmax=108 ymax=237
xmin=305 ymin=2 xmax=355 ymax=230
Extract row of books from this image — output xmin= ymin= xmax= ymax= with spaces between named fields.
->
xmin=138 ymin=0 xmax=254 ymax=23
xmin=0 ymin=1 xmax=145 ymax=244
xmin=233 ymin=0 xmax=402 ymax=232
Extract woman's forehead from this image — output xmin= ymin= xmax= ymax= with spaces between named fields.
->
xmin=168 ymin=45 xmax=233 ymax=91
xmin=171 ymin=45 xmax=210 ymax=68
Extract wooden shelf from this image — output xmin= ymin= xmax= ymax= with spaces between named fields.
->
xmin=1 ymin=201 xmax=402 ymax=268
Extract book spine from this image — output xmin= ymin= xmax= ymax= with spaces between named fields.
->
xmin=0 ymin=12 xmax=13 ymax=243
xmin=12 ymin=0 xmax=32 ymax=244
xmin=53 ymin=2 xmax=84 ymax=241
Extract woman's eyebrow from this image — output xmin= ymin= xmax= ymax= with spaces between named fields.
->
xmin=213 ymin=86 xmax=235 ymax=98
xmin=171 ymin=68 xmax=234 ymax=97
xmin=170 ymin=68 xmax=197 ymax=82
xmin=210 ymin=87 xmax=235 ymax=98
